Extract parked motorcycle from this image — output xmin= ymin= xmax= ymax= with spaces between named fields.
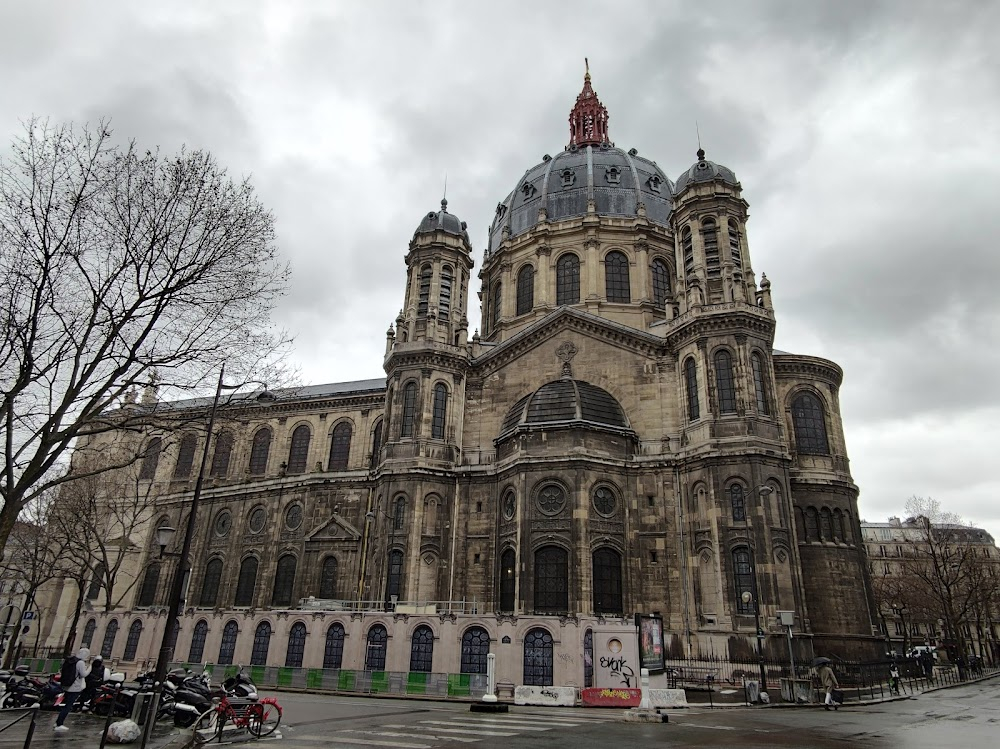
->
xmin=0 ymin=666 xmax=43 ymax=709
xmin=171 ymin=671 xmax=214 ymax=728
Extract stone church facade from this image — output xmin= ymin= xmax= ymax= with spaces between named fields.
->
xmin=45 ymin=71 xmax=881 ymax=688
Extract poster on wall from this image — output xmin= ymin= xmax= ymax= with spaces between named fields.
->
xmin=636 ymin=614 xmax=665 ymax=673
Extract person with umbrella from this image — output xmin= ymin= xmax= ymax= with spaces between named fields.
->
xmin=811 ymin=657 xmax=840 ymax=710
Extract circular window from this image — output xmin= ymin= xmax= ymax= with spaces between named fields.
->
xmin=213 ymin=510 xmax=232 ymax=538
xmin=593 ymin=487 xmax=616 ymax=516
xmin=285 ymin=504 xmax=302 ymax=530
xmin=535 ymin=484 xmax=566 ymax=516
xmin=502 ymin=492 xmax=516 ymax=521
xmin=248 ymin=507 xmax=266 ymax=534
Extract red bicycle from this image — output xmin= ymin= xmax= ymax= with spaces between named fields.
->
xmin=192 ymin=694 xmax=282 ymax=744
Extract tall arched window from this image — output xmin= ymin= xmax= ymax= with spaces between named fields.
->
xmin=651 ymin=258 xmax=671 ymax=308
xmin=209 ymin=430 xmax=234 ymax=477
xmin=684 ymin=357 xmax=700 ymax=421
xmin=728 ymin=220 xmax=743 ymax=268
xmin=833 ymin=509 xmax=846 ymax=543
xmin=523 ymin=628 xmax=553 ymax=686
xmin=248 ymin=428 xmax=272 ymax=475
xmin=729 ymin=484 xmax=746 ymax=522
xmin=714 ymin=350 xmax=737 ymax=414
xmin=218 ymin=621 xmax=239 ymax=665
xmin=460 ymin=627 xmax=490 ymax=674
xmin=533 ymin=546 xmax=568 ymax=613
xmin=173 ymin=433 xmax=197 ymax=479
xmin=370 ymin=421 xmax=383 ymax=470
xmin=324 ymin=623 xmax=345 ymax=669
xmin=328 ymin=422 xmax=352 ymax=470
xmin=101 ymin=620 xmax=119 ymax=658
xmin=87 ymin=563 xmax=105 ymax=600
xmin=251 ymin=621 xmax=271 ymax=666
xmin=733 ymin=548 xmax=754 ymax=615
xmin=235 ymin=557 xmax=258 ymax=607
xmin=751 ymin=353 xmax=770 ymax=415
xmin=139 ymin=438 xmax=162 ymax=480
xmin=189 ymin=620 xmax=209 ymax=663
xmin=199 ymin=558 xmax=223 ymax=607
xmin=702 ymin=218 xmax=720 ymax=278
xmin=556 ymin=254 xmax=580 ymax=306
xmin=584 ymin=629 xmax=594 ymax=688
xmin=319 ymin=556 xmax=338 ymax=599
xmin=285 ymin=622 xmax=307 ymax=667
xmin=365 ymin=624 xmax=387 ymax=670
xmin=417 ymin=264 xmax=431 ymax=316
xmin=500 ymin=549 xmax=516 ymax=613
xmin=431 ymin=384 xmax=447 ymax=440
xmin=820 ymin=508 xmax=833 ymax=541
xmin=409 ymin=625 xmax=434 ymax=672
xmin=439 ymin=265 xmax=453 ymax=321
xmin=682 ymin=226 xmax=694 ymax=276
xmin=393 ymin=497 xmax=406 ymax=530
xmin=137 ymin=564 xmax=159 ymax=607
xmin=82 ymin=619 xmax=97 ymax=648
xmin=592 ymin=548 xmax=623 ymax=614
xmin=400 ymin=382 xmax=418 ymax=438
xmin=386 ymin=550 xmax=404 ymax=603
xmin=123 ymin=620 xmax=142 ymax=661
xmin=286 ymin=425 xmax=311 ymax=474
xmin=491 ymin=281 xmax=502 ymax=331
xmin=271 ymin=555 xmax=297 ymax=607
xmin=604 ymin=251 xmax=630 ymax=303
xmin=792 ymin=393 xmax=830 ymax=454
xmin=516 ymin=265 xmax=534 ymax=315
xmin=805 ymin=507 xmax=819 ymax=542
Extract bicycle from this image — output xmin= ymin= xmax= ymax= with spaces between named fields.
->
xmin=191 ymin=694 xmax=282 ymax=744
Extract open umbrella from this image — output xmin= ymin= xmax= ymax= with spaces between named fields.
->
xmin=810 ymin=656 xmax=831 ymax=667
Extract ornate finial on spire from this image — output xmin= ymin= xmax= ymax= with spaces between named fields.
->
xmin=567 ymin=61 xmax=610 ymax=148
xmin=441 ymin=197 xmax=448 ymax=213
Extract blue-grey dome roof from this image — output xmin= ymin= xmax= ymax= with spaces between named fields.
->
xmin=673 ymin=149 xmax=739 ymax=193
xmin=415 ymin=199 xmax=470 ymax=243
xmin=488 ymin=145 xmax=674 ymax=254
xmin=500 ymin=378 xmax=630 ymax=435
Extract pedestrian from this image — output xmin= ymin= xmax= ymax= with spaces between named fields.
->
xmin=79 ymin=654 xmax=106 ymax=712
xmin=54 ymin=648 xmax=91 ymax=732
xmin=815 ymin=661 xmax=840 ymax=711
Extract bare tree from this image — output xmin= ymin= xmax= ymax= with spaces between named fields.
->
xmin=0 ymin=118 xmax=291 ymax=558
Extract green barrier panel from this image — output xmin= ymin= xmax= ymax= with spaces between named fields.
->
xmin=447 ymin=673 xmax=471 ymax=697
xmin=306 ymin=669 xmax=324 ymax=690
xmin=277 ymin=667 xmax=294 ymax=687
xmin=406 ymin=672 xmax=428 ymax=695
xmin=338 ymin=670 xmax=356 ymax=691
xmin=371 ymin=671 xmax=389 ymax=693
xmin=249 ymin=665 xmax=266 ymax=686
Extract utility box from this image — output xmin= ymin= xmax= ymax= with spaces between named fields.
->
xmin=131 ymin=691 xmax=156 ymax=725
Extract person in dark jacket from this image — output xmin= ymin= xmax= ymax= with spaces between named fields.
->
xmin=79 ymin=655 xmax=106 ymax=711
xmin=55 ymin=648 xmax=91 ymax=732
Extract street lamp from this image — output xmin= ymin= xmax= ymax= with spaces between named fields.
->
xmin=744 ymin=484 xmax=774 ymax=694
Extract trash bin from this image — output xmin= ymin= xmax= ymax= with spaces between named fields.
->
xmin=131 ymin=691 xmax=155 ymax=725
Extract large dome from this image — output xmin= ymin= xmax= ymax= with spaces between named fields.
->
xmin=499 ymin=378 xmax=630 ymax=437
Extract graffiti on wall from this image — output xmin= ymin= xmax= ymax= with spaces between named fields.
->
xmin=599 ymin=655 xmax=635 ymax=687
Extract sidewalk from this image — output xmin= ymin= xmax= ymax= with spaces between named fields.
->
xmin=0 ymin=709 xmax=188 ymax=749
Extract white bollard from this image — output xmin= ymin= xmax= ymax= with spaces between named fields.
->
xmin=638 ymin=667 xmax=652 ymax=709
xmin=482 ymin=652 xmax=498 ymax=703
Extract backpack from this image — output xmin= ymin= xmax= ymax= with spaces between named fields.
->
xmin=60 ymin=656 xmax=79 ymax=688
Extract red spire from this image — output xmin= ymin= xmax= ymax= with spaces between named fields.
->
xmin=567 ymin=58 xmax=610 ymax=148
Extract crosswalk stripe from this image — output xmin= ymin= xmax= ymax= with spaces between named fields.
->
xmin=461 ymin=716 xmax=584 ymax=726
xmin=341 ymin=729 xmax=478 ymax=743
xmin=385 ymin=722 xmax=517 ymax=737
xmin=303 ymin=736 xmax=432 ymax=748
xmin=418 ymin=719 xmax=552 ymax=732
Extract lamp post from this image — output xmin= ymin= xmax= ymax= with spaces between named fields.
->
xmin=743 ymin=484 xmax=773 ymax=694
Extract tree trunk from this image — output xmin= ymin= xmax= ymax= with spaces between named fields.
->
xmin=63 ymin=581 xmax=86 ymax=658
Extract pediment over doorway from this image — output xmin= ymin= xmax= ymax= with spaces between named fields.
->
xmin=306 ymin=513 xmax=362 ymax=543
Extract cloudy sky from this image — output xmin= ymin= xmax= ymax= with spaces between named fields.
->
xmin=3 ymin=0 xmax=998 ymax=538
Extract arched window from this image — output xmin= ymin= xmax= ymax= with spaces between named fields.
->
xmin=751 ymin=353 xmax=770 ymax=415
xmin=393 ymin=497 xmax=406 ymax=530
xmin=684 ymin=357 xmax=700 ymax=421
xmin=733 ymin=548 xmax=754 ymax=615
xmin=271 ymin=554 xmax=297 ymax=607
xmin=319 ymin=556 xmax=338 ymax=599
xmin=417 ymin=264 xmax=431 ymax=317
xmin=604 ymin=251 xmax=630 ymax=303
xmin=556 ymin=254 xmax=580 ymax=306
xmin=682 ymin=226 xmax=694 ymax=276
xmin=218 ymin=621 xmax=239 ymax=665
xmin=439 ymin=265 xmax=453 ymax=321
xmin=173 ymin=433 xmax=197 ymax=479
xmin=651 ymin=258 xmax=671 ymax=308
xmin=792 ymin=393 xmax=830 ymax=454
xmin=370 ymin=421 xmax=383 ymax=470
xmin=324 ymin=623 xmax=346 ymax=669
xmin=235 ymin=557 xmax=258 ymax=607
xmin=209 ymin=430 xmax=234 ymax=477
xmin=805 ymin=507 xmax=819 ymax=542
xmin=285 ymin=622 xmax=307 ymax=667
xmin=523 ymin=628 xmax=554 ymax=686
xmin=386 ymin=550 xmax=404 ymax=603
xmin=500 ymin=549 xmax=516 ymax=613
xmin=460 ymin=627 xmax=490 ymax=674
xmin=139 ymin=438 xmax=161 ymax=480
xmin=592 ymin=548 xmax=623 ymax=614
xmin=251 ymin=621 xmax=271 ymax=666
xmin=137 ymin=564 xmax=159 ymax=607
xmin=328 ymin=422 xmax=352 ymax=470
xmin=286 ymin=425 xmax=311 ymax=474
xmin=199 ymin=558 xmax=223 ymax=607
xmin=516 ymin=265 xmax=534 ymax=315
xmin=189 ymin=620 xmax=209 ymax=663
xmin=702 ymin=218 xmax=720 ymax=278
xmin=584 ymin=629 xmax=594 ymax=688
xmin=248 ymin=428 xmax=272 ymax=475
xmin=728 ymin=220 xmax=742 ymax=268
xmin=729 ymin=484 xmax=746 ymax=522
xmin=400 ymin=382 xmax=418 ymax=438
xmin=365 ymin=624 xmax=387 ymax=670
xmin=101 ymin=620 xmax=119 ymax=658
xmin=431 ymin=384 xmax=447 ymax=440
xmin=820 ymin=508 xmax=833 ymax=542
xmin=123 ymin=620 xmax=143 ymax=661
xmin=714 ymin=350 xmax=736 ymax=414
xmin=534 ymin=546 xmax=568 ymax=613
xmin=409 ymin=625 xmax=434 ymax=672
xmin=82 ymin=619 xmax=97 ymax=648
xmin=833 ymin=510 xmax=846 ymax=543
xmin=87 ymin=563 xmax=105 ymax=601
xmin=491 ymin=281 xmax=502 ymax=331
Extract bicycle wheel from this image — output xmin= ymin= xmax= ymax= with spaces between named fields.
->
xmin=246 ymin=699 xmax=281 ymax=737
xmin=191 ymin=706 xmax=221 ymax=745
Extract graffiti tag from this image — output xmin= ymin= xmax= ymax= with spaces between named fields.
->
xmin=599 ymin=656 xmax=635 ymax=687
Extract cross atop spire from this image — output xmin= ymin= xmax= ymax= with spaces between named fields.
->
xmin=568 ymin=59 xmax=610 ymax=149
